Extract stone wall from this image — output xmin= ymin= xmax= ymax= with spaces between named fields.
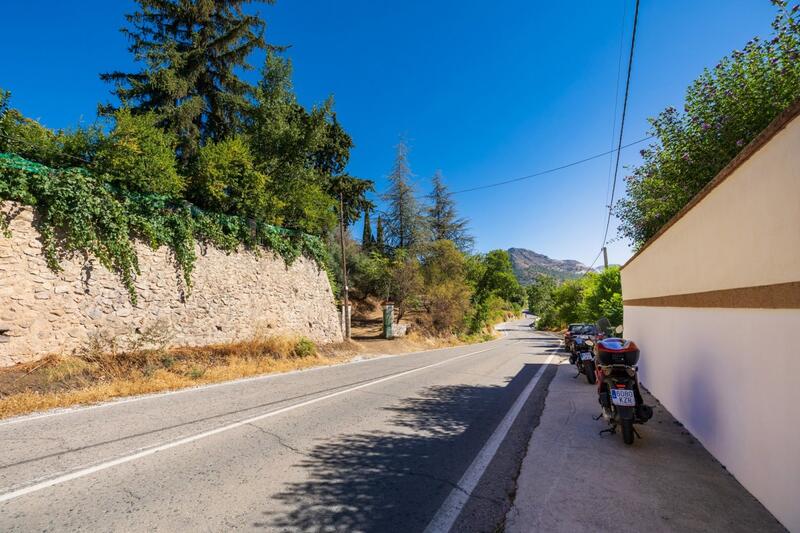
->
xmin=0 ymin=202 xmax=343 ymax=366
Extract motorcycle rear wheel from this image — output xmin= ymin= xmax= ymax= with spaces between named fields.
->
xmin=621 ymin=419 xmax=634 ymax=445
xmin=584 ymin=361 xmax=596 ymax=384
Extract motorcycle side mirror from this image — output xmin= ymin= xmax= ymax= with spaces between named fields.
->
xmin=615 ymin=325 xmax=623 ymax=334
xmin=585 ymin=339 xmax=594 ymax=347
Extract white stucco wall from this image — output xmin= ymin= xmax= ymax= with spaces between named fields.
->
xmin=621 ymin=103 xmax=800 ymax=531
xmin=625 ymin=306 xmax=800 ymax=531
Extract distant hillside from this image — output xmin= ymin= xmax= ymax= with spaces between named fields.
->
xmin=508 ymin=247 xmax=590 ymax=284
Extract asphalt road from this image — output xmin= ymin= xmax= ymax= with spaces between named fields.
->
xmin=0 ymin=319 xmax=559 ymax=532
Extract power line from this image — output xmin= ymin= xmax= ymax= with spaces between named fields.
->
xmin=604 ymin=0 xmax=629 ymax=214
xmin=372 ymin=134 xmax=653 ymax=202
xmin=449 ymin=136 xmax=652 ymax=196
xmin=580 ymin=248 xmax=604 ymax=279
xmin=601 ymin=0 xmax=640 ymax=249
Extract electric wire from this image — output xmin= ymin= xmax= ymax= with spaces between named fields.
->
xmin=448 ymin=135 xmax=652 ymax=196
xmin=604 ymin=0 xmax=629 ymax=216
xmin=601 ymin=0 xmax=640 ymax=249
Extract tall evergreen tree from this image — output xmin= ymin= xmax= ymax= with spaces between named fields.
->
xmin=375 ymin=215 xmax=385 ymax=254
xmin=361 ymin=208 xmax=373 ymax=248
xmin=382 ymin=140 xmax=425 ymax=250
xmin=427 ymin=170 xmax=474 ymax=251
xmin=101 ymin=0 xmax=271 ymax=161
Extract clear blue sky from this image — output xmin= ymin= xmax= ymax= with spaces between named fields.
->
xmin=0 ymin=1 xmax=778 ymax=265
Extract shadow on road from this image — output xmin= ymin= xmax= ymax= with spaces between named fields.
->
xmin=258 ymin=363 xmax=548 ymax=532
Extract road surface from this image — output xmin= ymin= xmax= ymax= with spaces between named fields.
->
xmin=0 ymin=319 xmax=558 ymax=532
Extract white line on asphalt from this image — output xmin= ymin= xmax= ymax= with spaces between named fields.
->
xmin=423 ymin=353 xmax=557 ymax=533
xmin=0 ymin=333 xmax=512 ymax=428
xmin=0 ymin=343 xmax=505 ymax=504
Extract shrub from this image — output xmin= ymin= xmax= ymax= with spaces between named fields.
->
xmin=293 ymin=337 xmax=317 ymax=358
xmin=617 ymin=1 xmax=800 ymax=247
xmin=93 ymin=109 xmax=184 ymax=196
xmin=192 ymin=136 xmax=275 ymax=219
xmin=0 ymin=90 xmax=100 ymax=167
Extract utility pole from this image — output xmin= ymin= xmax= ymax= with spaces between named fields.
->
xmin=338 ymin=192 xmax=351 ymax=339
xmin=603 ymin=246 xmax=609 ymax=270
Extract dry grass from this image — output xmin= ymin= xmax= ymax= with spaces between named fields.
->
xmin=0 ymin=331 xmax=356 ymax=420
xmin=0 ymin=316 xmax=503 ymax=420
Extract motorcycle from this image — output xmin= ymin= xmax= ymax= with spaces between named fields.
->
xmin=586 ymin=328 xmax=653 ymax=445
xmin=571 ymin=335 xmax=596 ymax=384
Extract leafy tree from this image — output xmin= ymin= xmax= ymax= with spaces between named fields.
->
xmin=550 ymin=280 xmax=583 ymax=327
xmin=0 ymin=90 xmax=100 ymax=168
xmin=350 ymin=250 xmax=391 ymax=300
xmin=616 ymin=1 xmax=800 ymax=247
xmin=526 ymin=273 xmax=557 ymax=316
xmin=474 ymin=250 xmax=526 ymax=306
xmin=331 ymin=174 xmax=374 ymax=227
xmin=248 ymin=52 xmax=371 ymax=233
xmin=579 ymin=267 xmax=623 ymax=325
xmin=419 ymin=240 xmax=472 ymax=332
xmin=374 ymin=215 xmax=385 ymax=254
xmin=93 ymin=109 xmax=183 ymax=196
xmin=101 ymin=0 xmax=271 ymax=161
xmin=426 ymin=170 xmax=473 ymax=251
xmin=192 ymin=136 xmax=275 ymax=219
xmin=382 ymin=140 xmax=426 ymax=249
xmin=361 ymin=208 xmax=373 ymax=248
xmin=389 ymin=248 xmax=423 ymax=319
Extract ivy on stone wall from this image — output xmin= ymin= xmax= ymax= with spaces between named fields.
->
xmin=0 ymin=153 xmax=327 ymax=304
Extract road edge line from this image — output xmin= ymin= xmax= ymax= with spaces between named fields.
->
xmin=0 ymin=343 xmax=505 ymax=504
xmin=423 ymin=353 xmax=557 ymax=533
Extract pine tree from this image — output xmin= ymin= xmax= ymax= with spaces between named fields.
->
xmin=375 ymin=215 xmax=385 ymax=254
xmin=361 ymin=208 xmax=373 ymax=248
xmin=101 ymin=0 xmax=272 ymax=161
xmin=382 ymin=140 xmax=425 ymax=250
xmin=427 ymin=170 xmax=474 ymax=251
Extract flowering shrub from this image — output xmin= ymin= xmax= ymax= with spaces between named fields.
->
xmin=616 ymin=1 xmax=800 ymax=247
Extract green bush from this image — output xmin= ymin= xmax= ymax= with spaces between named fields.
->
xmin=0 ymin=90 xmax=100 ymax=168
xmin=531 ymin=268 xmax=624 ymax=330
xmin=93 ymin=109 xmax=184 ymax=196
xmin=293 ymin=337 xmax=317 ymax=358
xmin=617 ymin=1 xmax=800 ymax=247
xmin=192 ymin=136 xmax=275 ymax=219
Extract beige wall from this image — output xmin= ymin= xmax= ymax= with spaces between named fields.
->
xmin=0 ymin=202 xmax=343 ymax=366
xmin=623 ymin=112 xmax=800 ymax=300
xmin=621 ymin=108 xmax=800 ymax=531
xmin=625 ymin=306 xmax=800 ymax=531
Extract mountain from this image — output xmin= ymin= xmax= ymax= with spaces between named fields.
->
xmin=508 ymin=247 xmax=590 ymax=284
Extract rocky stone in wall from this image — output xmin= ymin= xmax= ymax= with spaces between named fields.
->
xmin=0 ymin=202 xmax=343 ymax=367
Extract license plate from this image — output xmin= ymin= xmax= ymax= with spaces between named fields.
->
xmin=580 ymin=352 xmax=593 ymax=361
xmin=610 ymin=389 xmax=635 ymax=407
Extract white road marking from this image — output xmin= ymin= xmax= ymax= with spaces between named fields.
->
xmin=424 ymin=353 xmax=557 ymax=533
xmin=0 ymin=343 xmax=505 ymax=504
xmin=0 ymin=334 xmax=510 ymax=427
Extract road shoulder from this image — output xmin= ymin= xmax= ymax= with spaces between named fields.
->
xmin=505 ymin=359 xmax=784 ymax=533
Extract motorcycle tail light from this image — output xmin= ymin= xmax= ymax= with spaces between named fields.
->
xmin=615 ymin=383 xmax=627 ymax=389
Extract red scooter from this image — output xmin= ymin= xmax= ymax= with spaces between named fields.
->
xmin=586 ymin=331 xmax=653 ymax=445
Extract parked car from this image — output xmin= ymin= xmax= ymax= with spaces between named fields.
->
xmin=564 ymin=323 xmax=589 ymax=352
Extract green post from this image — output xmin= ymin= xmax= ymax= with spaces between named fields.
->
xmin=382 ymin=303 xmax=394 ymax=339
